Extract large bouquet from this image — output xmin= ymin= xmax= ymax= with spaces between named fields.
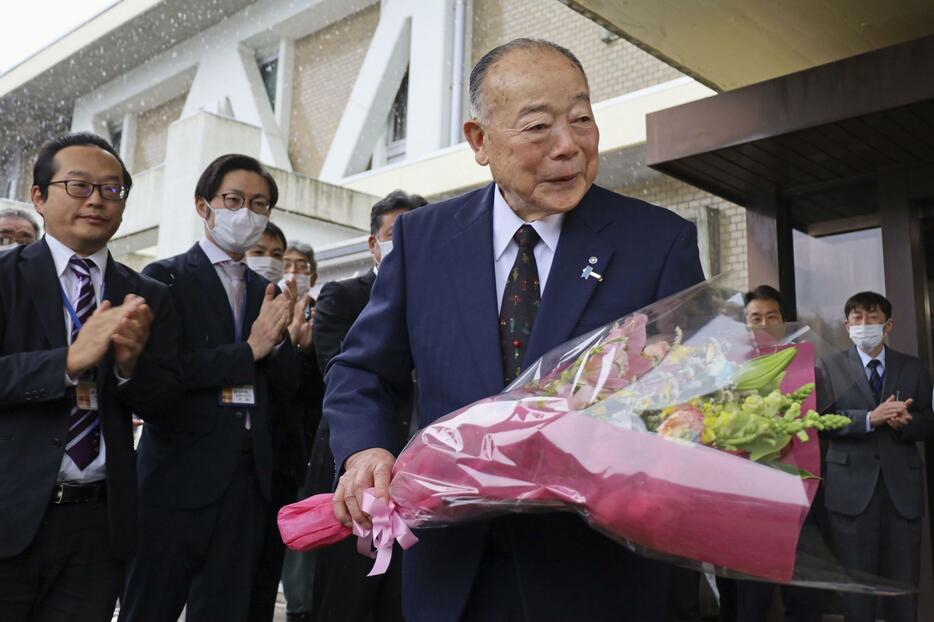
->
xmin=279 ymin=280 xmax=904 ymax=591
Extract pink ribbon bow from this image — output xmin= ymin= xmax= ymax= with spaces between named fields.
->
xmin=352 ymin=489 xmax=419 ymax=576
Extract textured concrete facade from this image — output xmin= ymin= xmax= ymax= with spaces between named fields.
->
xmin=616 ymin=174 xmax=748 ymax=291
xmin=133 ymin=94 xmax=186 ymax=172
xmin=470 ymin=0 xmax=683 ymax=103
xmin=289 ymin=5 xmax=380 ymax=178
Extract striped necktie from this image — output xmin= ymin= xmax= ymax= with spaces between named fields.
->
xmin=66 ymin=256 xmax=101 ymax=470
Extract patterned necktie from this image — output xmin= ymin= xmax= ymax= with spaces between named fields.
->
xmin=867 ymin=359 xmax=883 ymax=405
xmin=219 ymin=260 xmax=246 ymax=338
xmin=66 ymin=256 xmax=100 ymax=470
xmin=499 ymin=225 xmax=541 ymax=385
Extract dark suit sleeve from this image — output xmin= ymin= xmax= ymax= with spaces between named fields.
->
xmin=323 ymin=219 xmax=414 ymax=470
xmin=895 ymin=361 xmax=934 ymax=442
xmin=312 ymin=281 xmax=356 ymax=373
xmin=113 ymin=281 xmax=183 ymax=419
xmin=655 ymin=219 xmax=705 ymax=300
xmin=261 ymin=335 xmax=300 ymax=405
xmin=0 ymin=273 xmax=69 ymax=405
xmin=816 ymin=356 xmax=871 ymax=437
xmin=142 ymin=262 xmax=257 ymax=390
xmin=0 ymin=350 xmax=69 ymax=405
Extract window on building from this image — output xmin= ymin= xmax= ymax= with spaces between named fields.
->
xmin=386 ymin=70 xmax=408 ymax=164
xmin=258 ymin=55 xmax=278 ymax=112
xmin=793 ymin=227 xmax=885 ymax=349
xmin=110 ymin=124 xmax=123 ymax=156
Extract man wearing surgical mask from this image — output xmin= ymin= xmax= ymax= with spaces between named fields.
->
xmin=0 ymin=206 xmax=41 ymax=250
xmin=245 ymin=222 xmax=287 ymax=283
xmin=816 ymin=291 xmax=933 ymax=622
xmin=121 ymin=154 xmax=300 ymax=621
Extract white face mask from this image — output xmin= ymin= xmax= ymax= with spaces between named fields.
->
xmin=279 ymin=273 xmax=311 ymax=297
xmin=205 ymin=205 xmax=268 ymax=254
xmin=377 ymin=239 xmax=393 ymax=263
xmin=849 ymin=323 xmax=886 ymax=353
xmin=245 ymin=256 xmax=283 ymax=282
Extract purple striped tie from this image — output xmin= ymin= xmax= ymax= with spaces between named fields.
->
xmin=66 ymin=256 xmax=100 ymax=469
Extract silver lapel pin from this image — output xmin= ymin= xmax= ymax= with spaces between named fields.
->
xmin=581 ymin=265 xmax=603 ymax=282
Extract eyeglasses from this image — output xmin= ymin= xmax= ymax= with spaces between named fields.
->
xmin=214 ymin=192 xmax=272 ymax=215
xmin=48 ymin=180 xmax=129 ymax=201
xmin=0 ymin=229 xmax=36 ymax=245
xmin=283 ymin=259 xmax=311 ymax=272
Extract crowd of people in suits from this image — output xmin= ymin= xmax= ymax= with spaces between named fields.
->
xmin=1 ymin=36 xmax=932 ymax=622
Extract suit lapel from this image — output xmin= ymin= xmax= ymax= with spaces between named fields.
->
xmin=524 ymin=190 xmax=614 ymax=365
xmin=188 ymin=244 xmax=236 ymax=342
xmin=845 ymin=347 xmax=878 ymax=406
xmin=20 ymin=239 xmax=68 ymax=349
xmin=442 ymin=185 xmax=503 ymax=396
xmin=242 ymin=269 xmax=266 ymax=341
xmin=97 ymin=254 xmax=134 ymax=385
xmin=881 ymin=346 xmax=903 ymax=402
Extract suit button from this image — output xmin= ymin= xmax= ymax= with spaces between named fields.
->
xmin=234 ymin=411 xmax=243 ymax=418
xmin=50 ymin=438 xmax=62 ymax=448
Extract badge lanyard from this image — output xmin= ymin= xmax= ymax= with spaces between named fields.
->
xmin=59 ymin=280 xmax=104 ymax=335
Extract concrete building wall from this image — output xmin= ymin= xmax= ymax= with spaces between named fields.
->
xmin=133 ymin=94 xmax=186 ymax=172
xmin=289 ymin=5 xmax=380 ymax=178
xmin=470 ymin=0 xmax=683 ymax=103
xmin=615 ymin=174 xmax=748 ymax=292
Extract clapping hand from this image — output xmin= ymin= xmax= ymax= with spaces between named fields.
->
xmin=66 ymin=295 xmax=151 ymax=378
xmin=288 ymin=294 xmax=314 ymax=351
xmin=247 ymin=284 xmax=294 ymax=360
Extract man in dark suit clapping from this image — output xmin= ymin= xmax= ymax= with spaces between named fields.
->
xmin=0 ymin=132 xmax=182 ymax=622
xmin=817 ymin=291 xmax=933 ymax=622
xmin=119 ymin=154 xmax=299 ymax=622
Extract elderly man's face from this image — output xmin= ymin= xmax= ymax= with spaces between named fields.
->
xmin=464 ymin=48 xmax=599 ymax=221
xmin=0 ymin=216 xmax=38 ymax=246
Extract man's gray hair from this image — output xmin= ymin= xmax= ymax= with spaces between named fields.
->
xmin=287 ymin=241 xmax=317 ymax=274
xmin=0 ymin=206 xmax=41 ymax=235
xmin=468 ymin=38 xmax=589 ymax=123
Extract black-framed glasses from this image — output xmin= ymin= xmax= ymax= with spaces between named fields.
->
xmin=214 ymin=192 xmax=272 ymax=215
xmin=48 ymin=180 xmax=129 ymax=201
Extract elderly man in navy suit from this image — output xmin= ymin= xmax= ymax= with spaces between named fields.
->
xmin=324 ymin=38 xmax=705 ymax=622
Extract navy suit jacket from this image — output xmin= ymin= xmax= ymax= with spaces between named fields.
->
xmin=0 ymin=239 xmax=182 ymax=559
xmin=138 ymin=243 xmax=300 ymax=508
xmin=324 ymin=183 xmax=704 ymax=621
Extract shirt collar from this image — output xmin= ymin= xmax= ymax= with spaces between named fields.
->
xmin=856 ymin=344 xmax=886 ymax=370
xmin=492 ymin=185 xmax=564 ymax=261
xmin=44 ymin=233 xmax=109 ymax=279
xmin=199 ymin=236 xmax=242 ymax=266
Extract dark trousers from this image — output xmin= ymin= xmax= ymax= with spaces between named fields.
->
xmin=310 ymin=537 xmax=404 ymax=622
xmin=248 ymin=470 xmax=297 ymax=622
xmin=735 ymin=579 xmax=821 ymax=622
xmin=462 ymin=523 xmax=672 ymax=622
xmin=828 ymin=478 xmax=920 ymax=622
xmin=119 ymin=455 xmax=268 ymax=622
xmin=0 ymin=501 xmax=124 ymax=622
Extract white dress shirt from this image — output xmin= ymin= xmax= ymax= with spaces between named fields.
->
xmin=492 ymin=186 xmax=564 ymax=312
xmin=46 ymin=233 xmax=109 ymax=484
xmin=856 ymin=345 xmax=887 ymax=432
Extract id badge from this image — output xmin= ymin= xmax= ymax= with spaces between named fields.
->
xmin=219 ymin=385 xmax=256 ymax=406
xmin=76 ymin=380 xmax=99 ymax=411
